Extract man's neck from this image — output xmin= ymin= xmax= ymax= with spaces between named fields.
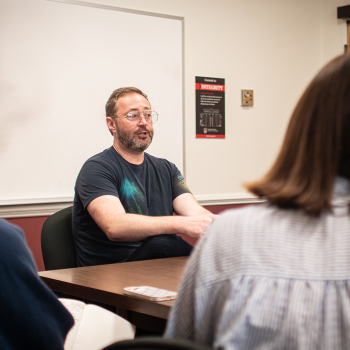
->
xmin=113 ymin=141 xmax=144 ymax=165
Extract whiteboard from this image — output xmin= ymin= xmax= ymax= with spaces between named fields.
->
xmin=0 ymin=0 xmax=183 ymax=204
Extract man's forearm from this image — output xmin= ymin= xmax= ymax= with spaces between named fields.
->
xmin=87 ymin=194 xmax=217 ymax=242
xmin=192 ymin=206 xmax=213 ymax=215
xmin=173 ymin=193 xmax=213 ymax=216
xmin=104 ymin=213 xmax=215 ymax=242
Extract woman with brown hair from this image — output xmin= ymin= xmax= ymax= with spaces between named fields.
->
xmin=165 ymin=53 xmax=350 ymax=349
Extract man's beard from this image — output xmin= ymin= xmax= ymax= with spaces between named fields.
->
xmin=115 ymin=123 xmax=153 ymax=152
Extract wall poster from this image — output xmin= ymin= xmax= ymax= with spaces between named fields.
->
xmin=195 ymin=76 xmax=225 ymax=138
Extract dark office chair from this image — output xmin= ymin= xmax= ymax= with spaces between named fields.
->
xmin=102 ymin=337 xmax=212 ymax=350
xmin=41 ymin=206 xmax=77 ymax=270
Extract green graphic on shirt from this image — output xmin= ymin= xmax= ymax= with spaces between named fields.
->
xmin=175 ymin=174 xmax=190 ymax=192
xmin=120 ymin=179 xmax=145 ymax=214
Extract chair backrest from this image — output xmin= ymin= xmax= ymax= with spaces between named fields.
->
xmin=101 ymin=337 xmax=212 ymax=350
xmin=41 ymin=206 xmax=77 ymax=270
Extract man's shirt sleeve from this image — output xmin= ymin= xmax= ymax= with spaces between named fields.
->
xmin=75 ymin=160 xmax=120 ymax=209
xmin=171 ymin=166 xmax=192 ymax=200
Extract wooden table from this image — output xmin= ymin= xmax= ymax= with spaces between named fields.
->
xmin=39 ymin=257 xmax=188 ymax=334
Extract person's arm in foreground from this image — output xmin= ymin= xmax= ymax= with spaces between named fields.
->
xmin=87 ymin=193 xmax=217 ymax=242
xmin=164 ymin=219 xmax=218 ymax=343
xmin=164 ymin=216 xmax=223 ymax=347
xmin=163 ymin=243 xmax=198 ymax=341
xmin=0 ymin=219 xmax=74 ymax=350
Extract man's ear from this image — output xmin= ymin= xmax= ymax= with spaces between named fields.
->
xmin=106 ymin=117 xmax=116 ymax=136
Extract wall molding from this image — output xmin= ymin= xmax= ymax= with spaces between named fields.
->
xmin=0 ymin=198 xmax=73 ymax=218
xmin=0 ymin=193 xmax=264 ymax=218
xmin=0 ymin=202 xmax=73 ymax=219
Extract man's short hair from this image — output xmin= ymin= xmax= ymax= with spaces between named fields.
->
xmin=105 ymin=87 xmax=149 ymax=117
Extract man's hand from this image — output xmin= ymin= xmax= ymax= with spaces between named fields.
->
xmin=179 ymin=214 xmax=218 ymax=238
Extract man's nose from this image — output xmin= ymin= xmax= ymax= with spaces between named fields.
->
xmin=138 ymin=114 xmax=148 ymax=125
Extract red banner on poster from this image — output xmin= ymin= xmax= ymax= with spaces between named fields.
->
xmin=195 ymin=83 xmax=225 ymax=92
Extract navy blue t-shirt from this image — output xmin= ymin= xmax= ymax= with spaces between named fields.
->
xmin=73 ymin=147 xmax=191 ymax=267
xmin=0 ymin=219 xmax=74 ymax=350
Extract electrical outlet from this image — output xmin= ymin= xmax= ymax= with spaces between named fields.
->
xmin=241 ymin=90 xmax=253 ymax=106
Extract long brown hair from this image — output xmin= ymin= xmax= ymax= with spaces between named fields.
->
xmin=246 ymin=53 xmax=350 ymax=216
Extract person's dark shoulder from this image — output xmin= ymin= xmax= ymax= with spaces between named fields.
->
xmin=144 ymin=153 xmax=179 ymax=173
xmin=82 ymin=146 xmax=117 ymax=168
xmin=0 ymin=219 xmax=24 ymax=242
xmin=0 ymin=219 xmax=37 ymax=272
xmin=0 ymin=219 xmax=27 ymax=253
xmin=77 ymin=146 xmax=121 ymax=180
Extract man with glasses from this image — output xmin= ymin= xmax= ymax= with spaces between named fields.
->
xmin=73 ymin=87 xmax=216 ymax=267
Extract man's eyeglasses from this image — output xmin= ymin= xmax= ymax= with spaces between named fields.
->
xmin=112 ymin=110 xmax=158 ymax=124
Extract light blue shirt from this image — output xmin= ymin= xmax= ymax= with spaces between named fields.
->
xmin=165 ymin=177 xmax=350 ymax=349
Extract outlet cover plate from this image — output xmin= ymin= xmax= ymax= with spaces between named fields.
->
xmin=241 ymin=90 xmax=253 ymax=106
